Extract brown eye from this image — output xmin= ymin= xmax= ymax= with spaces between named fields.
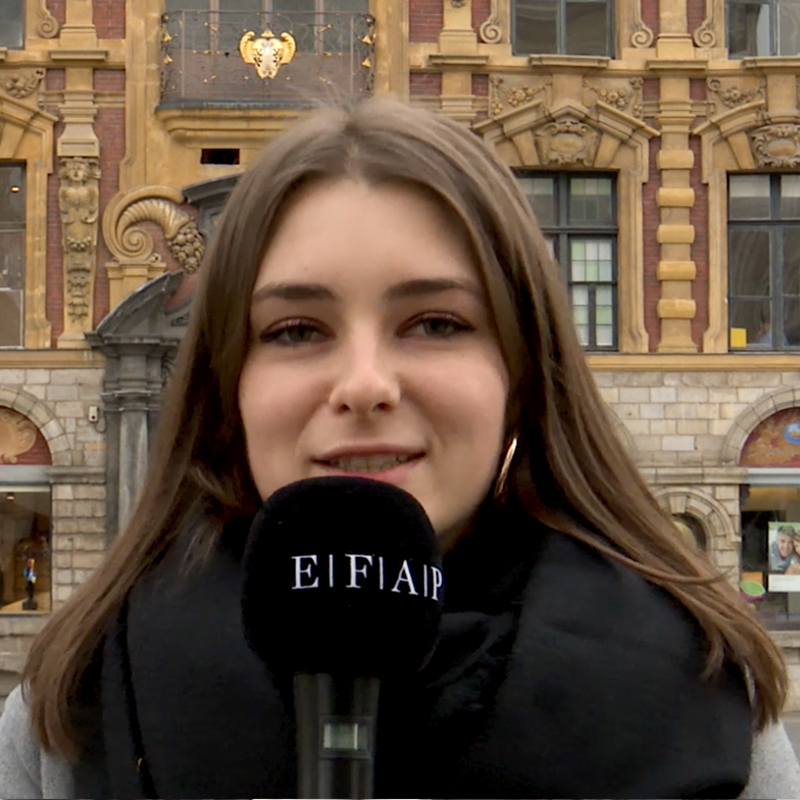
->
xmin=260 ymin=321 xmax=327 ymax=346
xmin=405 ymin=314 xmax=473 ymax=338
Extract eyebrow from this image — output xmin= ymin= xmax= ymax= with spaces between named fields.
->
xmin=250 ymin=277 xmax=482 ymax=305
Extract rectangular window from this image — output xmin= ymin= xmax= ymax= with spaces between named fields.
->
xmin=0 ymin=487 xmax=51 ymax=614
xmin=513 ymin=0 xmax=610 ymax=55
xmin=0 ymin=0 xmax=23 ymax=49
xmin=0 ymin=163 xmax=24 ymax=349
xmin=728 ymin=174 xmax=800 ymax=349
xmin=727 ymin=0 xmax=800 ymax=56
xmin=517 ymin=172 xmax=618 ymax=350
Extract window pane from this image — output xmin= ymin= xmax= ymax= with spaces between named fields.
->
xmin=730 ymin=297 xmax=771 ymax=345
xmin=0 ymin=165 xmax=24 ymax=224
xmin=571 ymin=236 xmax=613 ymax=283
xmin=782 ymin=176 xmax=800 ymax=218
xmin=164 ymin=0 xmax=206 ymax=9
xmin=783 ymin=226 xmax=800 ymax=295
xmin=778 ymin=0 xmax=800 ymax=54
xmin=0 ymin=489 xmax=51 ymax=613
xmin=219 ymin=0 xmax=261 ymax=11
xmin=0 ymin=231 xmax=24 ymax=291
xmin=728 ymin=1 xmax=772 ymax=56
xmin=784 ymin=296 xmax=800 ymax=345
xmin=729 ymin=228 xmax=770 ymax=296
xmin=273 ymin=0 xmax=317 ymax=52
xmin=569 ymin=176 xmax=614 ymax=224
xmin=514 ymin=0 xmax=558 ymax=54
xmin=519 ymin=177 xmax=556 ymax=225
xmin=566 ymin=0 xmax=608 ymax=55
xmin=0 ymin=290 xmax=22 ymax=347
xmin=0 ymin=0 xmax=23 ymax=49
xmin=729 ymin=174 xmax=771 ymax=219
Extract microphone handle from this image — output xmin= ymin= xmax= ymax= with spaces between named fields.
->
xmin=294 ymin=673 xmax=380 ymax=799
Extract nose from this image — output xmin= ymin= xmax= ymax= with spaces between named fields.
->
xmin=327 ymin=334 xmax=401 ymax=416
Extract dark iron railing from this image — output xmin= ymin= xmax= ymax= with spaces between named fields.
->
xmin=160 ymin=10 xmax=375 ymax=106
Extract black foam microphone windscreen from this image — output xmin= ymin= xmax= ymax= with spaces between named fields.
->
xmin=241 ymin=476 xmax=444 ymax=678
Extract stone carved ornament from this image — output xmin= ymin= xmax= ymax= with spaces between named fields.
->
xmin=536 ymin=118 xmax=600 ymax=166
xmin=0 ymin=69 xmax=46 ymax=100
xmin=104 ymin=187 xmax=205 ymax=274
xmin=631 ymin=0 xmax=654 ymax=48
xmin=750 ymin=124 xmax=800 ymax=168
xmin=118 ymin=199 xmax=205 ymax=273
xmin=692 ymin=0 xmax=716 ymax=47
xmin=58 ymin=157 xmax=101 ymax=324
xmin=706 ymin=77 xmax=765 ymax=115
xmin=490 ymin=75 xmax=552 ymax=118
xmin=0 ymin=408 xmax=37 ymax=465
xmin=37 ymin=0 xmax=60 ymax=38
xmin=478 ymin=0 xmax=502 ymax=43
xmin=584 ymin=77 xmax=643 ymax=118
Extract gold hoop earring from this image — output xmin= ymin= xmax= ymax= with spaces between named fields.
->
xmin=493 ymin=436 xmax=518 ymax=499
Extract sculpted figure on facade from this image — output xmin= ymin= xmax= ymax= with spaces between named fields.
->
xmin=58 ymin=157 xmax=101 ymax=326
xmin=0 ymin=408 xmax=37 ymax=465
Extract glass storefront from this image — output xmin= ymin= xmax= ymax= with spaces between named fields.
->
xmin=741 ymin=483 xmax=800 ymax=628
xmin=0 ymin=487 xmax=50 ymax=613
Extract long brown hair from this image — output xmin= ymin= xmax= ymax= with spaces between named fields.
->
xmin=25 ymin=98 xmax=785 ymax=758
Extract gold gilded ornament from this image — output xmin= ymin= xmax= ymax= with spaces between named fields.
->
xmin=239 ymin=29 xmax=296 ymax=79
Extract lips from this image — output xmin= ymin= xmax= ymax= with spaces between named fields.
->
xmin=323 ymin=453 xmax=420 ymax=472
xmin=315 ymin=448 xmax=425 ymax=475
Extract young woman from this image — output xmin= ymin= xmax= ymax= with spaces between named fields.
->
xmin=0 ymin=98 xmax=798 ymax=799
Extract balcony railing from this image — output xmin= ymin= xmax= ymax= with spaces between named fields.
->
xmin=160 ymin=10 xmax=375 ymax=106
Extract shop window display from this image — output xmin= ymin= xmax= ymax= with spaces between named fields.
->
xmin=0 ymin=489 xmax=50 ymax=613
xmin=740 ymin=407 xmax=800 ymax=628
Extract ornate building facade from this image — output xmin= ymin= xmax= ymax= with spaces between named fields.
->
xmin=3 ymin=0 xmax=800 ymax=704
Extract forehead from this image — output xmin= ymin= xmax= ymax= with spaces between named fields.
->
xmin=255 ymin=179 xmax=479 ymax=289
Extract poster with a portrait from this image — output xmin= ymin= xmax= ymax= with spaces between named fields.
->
xmin=767 ymin=521 xmax=800 ymax=591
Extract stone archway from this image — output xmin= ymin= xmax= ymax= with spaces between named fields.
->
xmin=0 ymin=389 xmax=69 ymax=467
xmin=652 ymin=486 xmax=738 ymax=553
xmin=720 ymin=386 xmax=800 ymax=464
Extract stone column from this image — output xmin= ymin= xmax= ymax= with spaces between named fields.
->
xmin=649 ymin=0 xmax=705 ymax=351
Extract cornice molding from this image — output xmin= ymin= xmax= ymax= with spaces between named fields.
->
xmin=588 ymin=353 xmax=800 ymax=370
xmin=0 ymin=349 xmax=105 ymax=368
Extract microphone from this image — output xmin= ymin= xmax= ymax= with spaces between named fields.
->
xmin=241 ymin=476 xmax=444 ymax=799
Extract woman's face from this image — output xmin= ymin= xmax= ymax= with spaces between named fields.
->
xmin=238 ymin=179 xmax=509 ymax=548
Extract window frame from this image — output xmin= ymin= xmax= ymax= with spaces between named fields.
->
xmin=511 ymin=0 xmax=613 ymax=57
xmin=0 ymin=481 xmax=51 ymax=615
xmin=516 ymin=170 xmax=619 ymax=351
xmin=0 ymin=0 xmax=24 ymax=50
xmin=727 ymin=173 xmax=800 ymax=351
xmin=0 ymin=162 xmax=25 ymax=350
xmin=725 ymin=0 xmax=800 ymax=56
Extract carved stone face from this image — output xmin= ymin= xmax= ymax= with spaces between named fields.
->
xmin=65 ymin=161 xmax=89 ymax=183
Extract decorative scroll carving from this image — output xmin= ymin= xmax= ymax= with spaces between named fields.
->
xmin=706 ymin=77 xmax=765 ymax=115
xmin=692 ymin=0 xmax=716 ymax=47
xmin=114 ymin=197 xmax=204 ymax=273
xmin=631 ymin=0 xmax=654 ymax=48
xmin=0 ymin=408 xmax=37 ymax=464
xmin=584 ymin=77 xmax=644 ymax=118
xmin=489 ymin=75 xmax=552 ymax=117
xmin=0 ymin=69 xmax=45 ymax=100
xmin=36 ymin=0 xmax=60 ymax=38
xmin=750 ymin=124 xmax=800 ymax=167
xmin=59 ymin=157 xmax=100 ymax=324
xmin=478 ymin=0 xmax=502 ymax=43
xmin=535 ymin=118 xmax=599 ymax=166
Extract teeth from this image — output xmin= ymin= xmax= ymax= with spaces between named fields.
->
xmin=328 ymin=454 xmax=416 ymax=472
